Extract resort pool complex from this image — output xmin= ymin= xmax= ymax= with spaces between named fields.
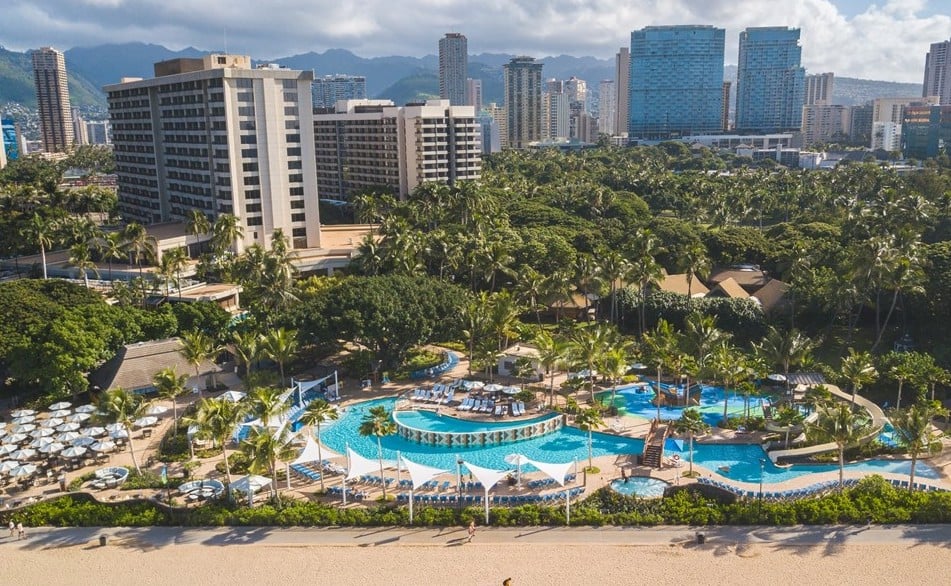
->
xmin=610 ymin=477 xmax=669 ymax=498
xmin=393 ymin=410 xmax=558 ymax=433
xmin=601 ymin=383 xmax=768 ymax=426
xmin=320 ymin=399 xmax=941 ymax=485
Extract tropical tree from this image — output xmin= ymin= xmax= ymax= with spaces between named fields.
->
xmin=772 ymin=405 xmax=806 ymax=448
xmin=840 ymin=348 xmax=878 ymax=406
xmin=186 ymin=397 xmax=246 ymax=493
xmin=534 ymin=330 xmax=568 ymax=408
xmin=68 ymin=242 xmax=99 ymax=288
xmin=298 ymin=399 xmax=340 ymax=491
xmin=122 ymin=222 xmax=155 ymax=277
xmin=246 ymin=386 xmax=286 ymax=428
xmin=755 ymin=326 xmax=815 ymax=395
xmin=358 ymin=405 xmax=397 ymax=499
xmin=96 ymin=231 xmax=125 ymax=280
xmin=186 ymin=209 xmax=211 ymax=255
xmin=212 ymin=214 xmax=244 ymax=255
xmin=682 ymin=241 xmax=710 ymax=300
xmin=886 ymin=352 xmax=916 ymax=411
xmin=231 ymin=330 xmax=260 ymax=379
xmin=95 ymin=387 xmax=150 ymax=473
xmin=683 ymin=313 xmax=728 ymax=371
xmin=260 ymin=327 xmax=299 ymax=388
xmin=807 ymin=403 xmax=869 ymax=489
xmin=21 ymin=213 xmax=55 ymax=279
xmin=803 ymin=384 xmax=834 ymax=411
xmin=599 ymin=344 xmax=632 ymax=409
xmin=152 ymin=367 xmax=188 ymax=435
xmin=642 ymin=319 xmax=678 ymax=420
xmin=568 ymin=323 xmax=615 ymax=404
xmin=672 ymin=407 xmax=709 ymax=476
xmin=574 ymin=407 xmax=604 ymax=470
xmin=889 ymin=402 xmax=948 ymax=490
xmin=241 ymin=425 xmax=296 ymax=499
xmin=179 ymin=330 xmax=216 ymax=393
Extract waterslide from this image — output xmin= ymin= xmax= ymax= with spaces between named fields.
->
xmin=767 ymin=384 xmax=886 ymax=463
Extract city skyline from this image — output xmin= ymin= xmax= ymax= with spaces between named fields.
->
xmin=1 ymin=1 xmax=948 ymax=84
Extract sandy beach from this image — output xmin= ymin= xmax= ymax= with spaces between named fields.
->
xmin=5 ymin=526 xmax=951 ymax=586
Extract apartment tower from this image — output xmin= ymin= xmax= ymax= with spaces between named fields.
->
xmin=32 ymin=47 xmax=74 ymax=152
xmin=735 ymin=27 xmax=805 ymax=133
xmin=923 ymin=39 xmax=951 ymax=104
xmin=439 ymin=33 xmax=468 ymax=105
xmin=805 ymin=72 xmax=834 ymax=105
xmin=614 ymin=47 xmax=630 ymax=136
xmin=503 ymin=56 xmax=543 ymax=148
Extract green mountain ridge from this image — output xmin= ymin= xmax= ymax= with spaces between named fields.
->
xmin=0 ymin=46 xmax=106 ymax=109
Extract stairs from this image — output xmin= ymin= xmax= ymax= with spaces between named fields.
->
xmin=642 ymin=420 xmax=669 ymax=469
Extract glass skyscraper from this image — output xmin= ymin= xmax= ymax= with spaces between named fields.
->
xmin=628 ymin=25 xmax=725 ymax=139
xmin=735 ymin=27 xmax=805 ymax=133
xmin=1 ymin=118 xmax=19 ymax=161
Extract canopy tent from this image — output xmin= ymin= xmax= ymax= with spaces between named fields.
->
xmin=400 ymin=455 xmax=449 ymax=524
xmin=463 ymin=461 xmax=510 ymax=524
xmin=229 ymin=475 xmax=272 ymax=504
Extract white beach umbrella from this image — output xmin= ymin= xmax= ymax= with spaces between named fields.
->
xmin=145 ymin=404 xmax=170 ymax=416
xmin=38 ymin=442 xmax=65 ymax=455
xmin=134 ymin=416 xmax=159 ymax=428
xmin=109 ymin=429 xmax=130 ymax=440
xmin=0 ymin=460 xmax=20 ymax=474
xmin=67 ymin=413 xmax=91 ymax=423
xmin=72 ymin=436 xmax=96 ymax=447
xmin=74 ymin=404 xmax=97 ymax=414
xmin=0 ymin=427 xmax=7 ymax=439
xmin=2 ymin=433 xmax=28 ymax=445
xmin=12 ymin=415 xmax=36 ymax=425
xmin=50 ymin=409 xmax=72 ymax=418
xmin=91 ymin=440 xmax=116 ymax=453
xmin=105 ymin=423 xmax=125 ymax=433
xmin=10 ymin=409 xmax=36 ymax=418
xmin=41 ymin=417 xmax=65 ymax=429
xmin=84 ymin=426 xmax=107 ymax=437
xmin=8 ymin=463 xmax=37 ymax=478
xmin=57 ymin=431 xmax=82 ymax=443
xmin=30 ymin=427 xmax=55 ymax=438
xmin=0 ymin=445 xmax=16 ymax=457
xmin=61 ymin=446 xmax=87 ymax=459
xmin=484 ymin=383 xmax=503 ymax=393
xmin=49 ymin=401 xmax=72 ymax=411
xmin=10 ymin=423 xmax=36 ymax=434
xmin=9 ymin=448 xmax=37 ymax=461
xmin=219 ymin=390 xmax=246 ymax=403
xmin=30 ymin=437 xmax=56 ymax=449
xmin=56 ymin=422 xmax=81 ymax=433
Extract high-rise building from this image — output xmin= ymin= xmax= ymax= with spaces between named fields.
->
xmin=721 ymin=81 xmax=732 ymax=130
xmin=72 ymin=113 xmax=88 ymax=146
xmin=629 ymin=26 xmax=725 ymax=139
xmin=614 ymin=48 xmax=630 ymax=136
xmin=735 ymin=27 xmax=805 ymax=133
xmin=466 ymin=78 xmax=483 ymax=112
xmin=923 ymin=39 xmax=951 ymax=104
xmin=106 ymin=54 xmax=321 ymax=252
xmin=805 ymin=72 xmax=834 ymax=105
xmin=564 ymin=76 xmax=587 ymax=108
xmin=32 ymin=47 xmax=74 ymax=153
xmin=2 ymin=118 xmax=22 ymax=162
xmin=543 ymin=91 xmax=569 ymax=140
xmin=476 ymin=109 xmax=501 ymax=153
xmin=85 ymin=120 xmax=111 ymax=145
xmin=0 ymin=126 xmax=6 ymax=169
xmin=801 ymin=105 xmax=850 ymax=146
xmin=313 ymin=99 xmax=480 ymax=200
xmin=873 ymin=96 xmax=940 ymax=124
xmin=503 ymin=56 xmax=543 ymax=148
xmin=902 ymin=104 xmax=951 ymax=158
xmin=439 ymin=33 xmax=468 ymax=105
xmin=312 ymin=75 xmax=367 ymax=109
xmin=872 ymin=121 xmax=902 ymax=152
xmin=849 ymin=104 xmax=873 ymax=147
xmin=485 ymin=102 xmax=507 ymax=149
xmin=599 ymin=80 xmax=617 ymax=135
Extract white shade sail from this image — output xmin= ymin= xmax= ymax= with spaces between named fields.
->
xmin=229 ymin=474 xmax=271 ymax=494
xmin=524 ymin=458 xmax=574 ymax=487
xmin=462 ymin=461 xmax=509 ymax=492
xmin=219 ymin=390 xmax=246 ymax=403
xmin=345 ymin=447 xmax=381 ymax=481
xmin=399 ymin=456 xmax=447 ymax=490
xmin=291 ymin=437 xmax=322 ymax=465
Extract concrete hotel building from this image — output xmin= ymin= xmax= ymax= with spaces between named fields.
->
xmin=106 ymin=54 xmax=321 ymax=252
xmin=504 ymin=57 xmax=543 ymax=148
xmin=614 ymin=48 xmax=630 ymax=136
xmin=805 ymin=72 xmax=834 ymax=105
xmin=599 ymin=80 xmax=617 ymax=135
xmin=312 ymin=75 xmax=366 ymax=109
xmin=735 ymin=27 xmax=805 ymax=133
xmin=439 ymin=33 xmax=468 ymax=105
xmin=33 ymin=47 xmax=74 ymax=153
xmin=313 ymin=99 xmax=481 ymax=201
xmin=629 ymin=26 xmax=725 ymax=139
xmin=923 ymin=39 xmax=951 ymax=105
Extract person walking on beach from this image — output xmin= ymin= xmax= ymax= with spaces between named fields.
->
xmin=467 ymin=521 xmax=476 ymax=543
xmin=8 ymin=520 xmax=14 ymax=537
xmin=16 ymin=522 xmax=24 ymax=540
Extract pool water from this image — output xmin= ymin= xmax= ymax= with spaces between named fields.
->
xmin=610 ymin=477 xmax=669 ymax=498
xmin=393 ymin=409 xmax=558 ymax=433
xmin=319 ymin=399 xmax=942 ymax=485
xmin=601 ymin=383 xmax=769 ymax=427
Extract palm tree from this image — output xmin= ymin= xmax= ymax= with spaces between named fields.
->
xmin=122 ymin=222 xmax=155 ymax=277
xmin=683 ymin=313 xmax=728 ymax=371
xmin=574 ymin=407 xmax=604 ymax=470
xmin=534 ymin=330 xmax=568 ymax=408
xmin=672 ymin=407 xmax=709 ymax=476
xmin=152 ymin=367 xmax=188 ymax=436
xmin=840 ymin=348 xmax=878 ymax=406
xmin=97 ymin=231 xmax=125 ymax=280
xmin=231 ymin=330 xmax=260 ymax=379
xmin=803 ymin=384 xmax=834 ymax=411
xmin=68 ymin=242 xmax=99 ymax=288
xmin=628 ymin=228 xmax=663 ymax=334
xmin=712 ymin=343 xmax=746 ymax=423
xmin=889 ymin=402 xmax=948 ymax=490
xmin=21 ymin=213 xmax=55 ymax=279
xmin=212 ymin=214 xmax=244 ymax=255
xmin=642 ymin=319 xmax=678 ymax=421
xmin=568 ymin=323 xmax=615 ymax=405
xmin=180 ymin=330 xmax=215 ymax=393
xmin=246 ymin=386 xmax=286 ymax=428
xmin=298 ymin=399 xmax=339 ymax=491
xmin=241 ymin=425 xmax=296 ymax=499
xmin=163 ymin=246 xmax=189 ymax=297
xmin=772 ymin=405 xmax=806 ymax=448
xmin=260 ymin=328 xmax=299 ymax=388
xmin=755 ymin=326 xmax=815 ymax=395
xmin=358 ymin=405 xmax=396 ymax=499
xmin=95 ymin=387 xmax=150 ymax=473
xmin=599 ymin=345 xmax=632 ymax=409
xmin=185 ymin=209 xmax=211 ymax=256
xmin=682 ymin=242 xmax=710 ymax=301
xmin=186 ymin=397 xmax=246 ymax=492
xmin=807 ymin=403 xmax=869 ymax=489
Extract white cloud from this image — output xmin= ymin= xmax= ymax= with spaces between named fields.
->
xmin=0 ymin=0 xmax=948 ymax=82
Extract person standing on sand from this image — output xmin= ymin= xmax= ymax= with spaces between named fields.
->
xmin=467 ymin=521 xmax=476 ymax=543
xmin=8 ymin=520 xmax=14 ymax=537
xmin=16 ymin=522 xmax=24 ymax=540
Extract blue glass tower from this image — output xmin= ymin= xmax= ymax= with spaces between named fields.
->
xmin=735 ymin=27 xmax=805 ymax=133
xmin=1 ymin=118 xmax=19 ymax=161
xmin=628 ymin=25 xmax=725 ymax=139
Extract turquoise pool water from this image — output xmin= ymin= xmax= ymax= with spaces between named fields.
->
xmin=319 ymin=399 xmax=941 ymax=484
xmin=393 ymin=409 xmax=558 ymax=433
xmin=610 ymin=477 xmax=669 ymax=498
xmin=605 ymin=383 xmax=769 ymax=426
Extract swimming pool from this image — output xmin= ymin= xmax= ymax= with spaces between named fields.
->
xmin=393 ymin=409 xmax=559 ymax=433
xmin=319 ymin=399 xmax=941 ymax=485
xmin=610 ymin=477 xmax=669 ymax=498
xmin=601 ymin=383 xmax=769 ymax=426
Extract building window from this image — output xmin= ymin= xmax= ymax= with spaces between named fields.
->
xmin=242 ymin=162 xmax=259 ymax=172
xmin=246 ymin=203 xmax=262 ymax=213
xmin=286 ymin=133 xmax=301 ymax=143
xmin=288 ymin=160 xmax=302 ymax=169
xmin=242 ymin=148 xmax=258 ymax=158
xmin=237 ymin=92 xmax=254 ymax=103
xmin=247 ymin=217 xmax=263 ymax=226
xmin=243 ymin=176 xmax=260 ymax=186
xmin=284 ymin=106 xmax=299 ymax=116
xmin=237 ymin=106 xmax=254 ymax=116
xmin=290 ymin=199 xmax=305 ymax=209
xmin=288 ymin=173 xmax=303 ymax=182
xmin=239 ymin=121 xmax=256 ymax=131
xmin=290 ymin=187 xmax=304 ymax=196
xmin=283 ymin=92 xmax=298 ymax=102
xmin=240 ymin=135 xmax=257 ymax=144
xmin=287 ymin=147 xmax=301 ymax=156
xmin=291 ymin=213 xmax=306 ymax=222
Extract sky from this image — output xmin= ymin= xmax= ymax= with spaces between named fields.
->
xmin=1 ymin=0 xmax=949 ymax=82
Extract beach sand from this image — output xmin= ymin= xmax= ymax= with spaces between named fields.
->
xmin=6 ymin=535 xmax=950 ymax=586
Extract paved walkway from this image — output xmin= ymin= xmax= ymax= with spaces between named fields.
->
xmin=5 ymin=524 xmax=951 ymax=550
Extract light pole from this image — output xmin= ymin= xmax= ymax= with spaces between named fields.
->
xmin=456 ymin=458 xmax=464 ymax=507
xmin=758 ymin=458 xmax=766 ymax=501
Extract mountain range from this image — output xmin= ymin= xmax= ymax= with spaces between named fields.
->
xmin=0 ymin=42 xmax=924 ymax=114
